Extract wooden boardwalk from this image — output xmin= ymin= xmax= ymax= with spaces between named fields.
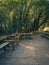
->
xmin=0 ymin=34 xmax=49 ymax=65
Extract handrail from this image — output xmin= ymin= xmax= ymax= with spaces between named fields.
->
xmin=0 ymin=36 xmax=7 ymax=40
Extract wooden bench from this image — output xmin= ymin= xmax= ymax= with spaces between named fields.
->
xmin=0 ymin=42 xmax=9 ymax=50
xmin=4 ymin=40 xmax=15 ymax=51
xmin=0 ymin=36 xmax=10 ymax=51
xmin=0 ymin=36 xmax=14 ymax=51
xmin=8 ymin=34 xmax=19 ymax=45
xmin=0 ymin=35 xmax=17 ymax=51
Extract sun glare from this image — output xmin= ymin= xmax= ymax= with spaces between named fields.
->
xmin=20 ymin=43 xmax=36 ymax=51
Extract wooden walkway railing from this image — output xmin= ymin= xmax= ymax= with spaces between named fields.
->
xmin=0 ymin=32 xmax=33 ymax=51
xmin=13 ymin=32 xmax=33 ymax=39
xmin=41 ymin=31 xmax=49 ymax=39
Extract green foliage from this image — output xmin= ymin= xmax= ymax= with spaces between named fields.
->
xmin=0 ymin=0 xmax=49 ymax=35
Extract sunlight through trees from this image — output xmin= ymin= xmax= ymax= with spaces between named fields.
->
xmin=0 ymin=0 xmax=49 ymax=35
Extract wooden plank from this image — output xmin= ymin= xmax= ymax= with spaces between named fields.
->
xmin=42 ymin=34 xmax=49 ymax=39
xmin=42 ymin=32 xmax=49 ymax=35
xmin=4 ymin=40 xmax=15 ymax=51
xmin=19 ymin=33 xmax=33 ymax=35
xmin=4 ymin=40 xmax=14 ymax=42
xmin=0 ymin=42 xmax=9 ymax=49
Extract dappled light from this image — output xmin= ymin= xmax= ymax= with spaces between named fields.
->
xmin=0 ymin=0 xmax=49 ymax=35
xmin=20 ymin=43 xmax=36 ymax=51
xmin=43 ymin=27 xmax=49 ymax=31
xmin=25 ymin=46 xmax=35 ymax=50
xmin=0 ymin=0 xmax=49 ymax=65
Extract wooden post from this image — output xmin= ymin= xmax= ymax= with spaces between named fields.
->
xmin=12 ymin=41 xmax=14 ymax=51
xmin=4 ymin=47 xmax=6 ymax=51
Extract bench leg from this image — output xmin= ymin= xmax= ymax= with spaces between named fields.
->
xmin=12 ymin=42 xmax=14 ymax=51
xmin=4 ymin=47 xmax=6 ymax=51
xmin=17 ymin=39 xmax=19 ymax=45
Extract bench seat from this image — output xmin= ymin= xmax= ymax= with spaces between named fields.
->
xmin=0 ymin=42 xmax=9 ymax=50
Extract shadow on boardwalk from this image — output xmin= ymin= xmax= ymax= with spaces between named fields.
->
xmin=0 ymin=34 xmax=49 ymax=65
